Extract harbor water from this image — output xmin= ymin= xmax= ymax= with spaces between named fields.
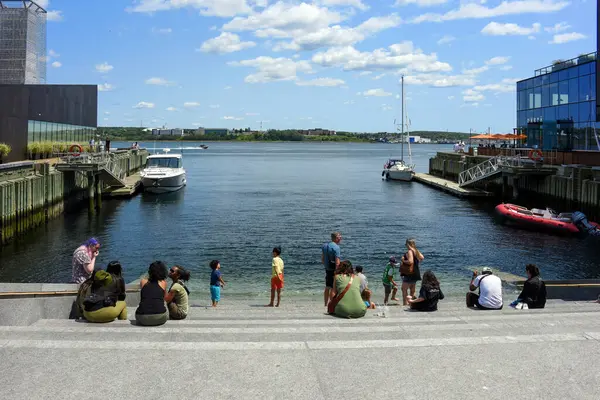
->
xmin=0 ymin=142 xmax=598 ymax=300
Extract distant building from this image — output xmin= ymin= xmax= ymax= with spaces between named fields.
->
xmin=196 ymin=128 xmax=230 ymax=136
xmin=300 ymin=128 xmax=336 ymax=136
xmin=404 ymin=136 xmax=432 ymax=143
xmin=152 ymin=128 xmax=184 ymax=136
xmin=0 ymin=1 xmax=46 ymax=84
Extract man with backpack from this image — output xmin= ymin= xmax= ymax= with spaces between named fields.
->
xmin=466 ymin=267 xmax=503 ymax=310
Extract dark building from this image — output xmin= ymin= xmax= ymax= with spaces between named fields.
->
xmin=0 ymin=84 xmax=98 ymax=162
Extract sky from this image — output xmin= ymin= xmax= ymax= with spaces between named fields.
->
xmin=40 ymin=0 xmax=596 ymax=133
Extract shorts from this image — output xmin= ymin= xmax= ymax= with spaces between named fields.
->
xmin=402 ymin=276 xmax=418 ymax=284
xmin=210 ymin=285 xmax=221 ymax=302
xmin=271 ymin=274 xmax=284 ymax=290
xmin=383 ymin=283 xmax=395 ymax=295
xmin=325 ymin=270 xmax=335 ymax=289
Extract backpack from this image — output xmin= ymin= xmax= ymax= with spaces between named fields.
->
xmin=75 ymin=278 xmax=94 ymax=319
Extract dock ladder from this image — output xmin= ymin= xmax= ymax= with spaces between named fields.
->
xmin=458 ymin=155 xmax=522 ymax=187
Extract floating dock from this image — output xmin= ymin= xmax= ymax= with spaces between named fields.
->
xmin=103 ymin=172 xmax=142 ymax=198
xmin=413 ymin=173 xmax=494 ymax=198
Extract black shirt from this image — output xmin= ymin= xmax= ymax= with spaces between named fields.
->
xmin=413 ymin=285 xmax=444 ymax=311
xmin=518 ymin=276 xmax=546 ymax=309
xmin=136 ymin=281 xmax=167 ymax=315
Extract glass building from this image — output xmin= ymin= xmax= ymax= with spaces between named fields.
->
xmin=516 ymin=53 xmax=597 ymax=151
xmin=0 ymin=1 xmax=46 ymax=84
xmin=27 ymin=120 xmax=96 ymax=143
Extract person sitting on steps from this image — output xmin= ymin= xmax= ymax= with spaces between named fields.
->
xmin=466 ymin=267 xmax=503 ymax=310
xmin=165 ymin=265 xmax=191 ymax=320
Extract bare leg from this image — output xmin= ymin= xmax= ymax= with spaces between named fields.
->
xmin=212 ymin=300 xmax=217 ymax=307
xmin=384 ymin=287 xmax=390 ymax=305
xmin=409 ymin=284 xmax=416 ymax=298
xmin=324 ymin=288 xmax=331 ymax=307
xmin=266 ymin=288 xmax=275 ymax=307
xmin=391 ymin=287 xmax=399 ymax=301
xmin=276 ymin=288 xmax=281 ymax=307
xmin=401 ymin=283 xmax=409 ymax=306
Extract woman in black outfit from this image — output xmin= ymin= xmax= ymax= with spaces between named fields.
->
xmin=514 ymin=264 xmax=546 ymax=309
xmin=408 ymin=270 xmax=444 ymax=312
xmin=136 ymin=261 xmax=169 ymax=326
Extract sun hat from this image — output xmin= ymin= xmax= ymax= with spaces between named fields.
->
xmin=389 ymin=256 xmax=399 ymax=265
xmin=482 ymin=267 xmax=493 ymax=274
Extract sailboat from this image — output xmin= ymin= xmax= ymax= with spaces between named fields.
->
xmin=382 ymin=75 xmax=415 ymax=182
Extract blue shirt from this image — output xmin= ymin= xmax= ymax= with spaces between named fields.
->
xmin=322 ymin=241 xmax=341 ymax=271
xmin=210 ymin=270 xmax=221 ymax=286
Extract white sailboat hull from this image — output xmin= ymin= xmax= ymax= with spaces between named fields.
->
xmin=386 ymin=168 xmax=414 ymax=181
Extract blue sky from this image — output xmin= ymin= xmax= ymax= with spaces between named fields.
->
xmin=42 ymin=0 xmax=596 ymax=133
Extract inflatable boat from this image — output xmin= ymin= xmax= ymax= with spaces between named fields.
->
xmin=495 ymin=204 xmax=599 ymax=236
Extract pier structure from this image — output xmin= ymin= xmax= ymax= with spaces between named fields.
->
xmin=0 ymin=149 xmax=148 ymax=245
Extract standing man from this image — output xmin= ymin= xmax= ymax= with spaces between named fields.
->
xmin=466 ymin=267 xmax=503 ymax=310
xmin=321 ymin=232 xmax=342 ymax=307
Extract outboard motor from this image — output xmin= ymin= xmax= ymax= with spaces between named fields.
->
xmin=572 ymin=211 xmax=600 ymax=237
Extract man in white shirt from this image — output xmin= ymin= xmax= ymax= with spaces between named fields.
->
xmin=466 ymin=267 xmax=503 ymax=310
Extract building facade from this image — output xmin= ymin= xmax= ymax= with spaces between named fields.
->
xmin=0 ymin=85 xmax=98 ymax=162
xmin=151 ymin=128 xmax=184 ymax=136
xmin=0 ymin=1 xmax=46 ymax=84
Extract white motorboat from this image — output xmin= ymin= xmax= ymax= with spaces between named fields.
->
xmin=382 ymin=75 xmax=415 ymax=182
xmin=141 ymin=149 xmax=186 ymax=193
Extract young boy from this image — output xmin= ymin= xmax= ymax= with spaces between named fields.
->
xmin=210 ymin=260 xmax=225 ymax=307
xmin=267 ymin=247 xmax=284 ymax=307
xmin=382 ymin=256 xmax=400 ymax=305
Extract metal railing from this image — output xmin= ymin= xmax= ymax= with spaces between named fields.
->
xmin=459 ymin=155 xmax=524 ymax=187
xmin=534 ymin=52 xmax=596 ymax=77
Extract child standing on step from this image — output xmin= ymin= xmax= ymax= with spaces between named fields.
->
xmin=267 ymin=247 xmax=284 ymax=307
xmin=210 ymin=260 xmax=225 ymax=307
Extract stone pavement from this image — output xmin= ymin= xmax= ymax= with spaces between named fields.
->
xmin=1 ymin=297 xmax=599 ymax=400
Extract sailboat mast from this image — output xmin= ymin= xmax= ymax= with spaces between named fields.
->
xmin=401 ymin=75 xmax=404 ymax=162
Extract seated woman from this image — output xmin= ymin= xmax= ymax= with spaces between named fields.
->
xmin=361 ymin=288 xmax=376 ymax=310
xmin=329 ymin=261 xmax=367 ymax=319
xmin=165 ymin=265 xmax=191 ymax=320
xmin=136 ymin=261 xmax=168 ymax=326
xmin=408 ymin=270 xmax=444 ymax=312
xmin=82 ymin=262 xmax=127 ymax=323
xmin=511 ymin=264 xmax=546 ymax=309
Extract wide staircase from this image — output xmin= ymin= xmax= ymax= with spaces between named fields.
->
xmin=1 ymin=297 xmax=600 ymax=399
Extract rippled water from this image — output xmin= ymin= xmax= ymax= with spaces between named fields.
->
xmin=1 ymin=142 xmax=598 ymax=299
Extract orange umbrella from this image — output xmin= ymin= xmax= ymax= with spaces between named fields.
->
xmin=471 ymin=134 xmax=494 ymax=139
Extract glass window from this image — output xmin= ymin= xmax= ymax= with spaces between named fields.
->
xmin=558 ymin=69 xmax=569 ymax=81
xmin=519 ymin=90 xmax=527 ymax=110
xmin=27 ymin=120 xmax=34 ymax=143
xmin=517 ymin=81 xmax=524 ymax=91
xmin=527 ymin=89 xmax=534 ymax=109
xmin=33 ymin=120 xmax=40 ymax=142
xmin=534 ymin=76 xmax=542 ymax=87
xmin=525 ymin=78 xmax=533 ymax=89
xmin=579 ymin=62 xmax=592 ymax=76
xmin=579 ymin=74 xmax=591 ymax=101
xmin=569 ymin=66 xmax=579 ymax=79
xmin=526 ymin=109 xmax=534 ymax=122
xmin=568 ymin=78 xmax=579 ymax=102
xmin=534 ymin=86 xmax=542 ymax=108
xmin=558 ymin=80 xmax=569 ymax=104
xmin=541 ymin=84 xmax=550 ymax=107
xmin=540 ymin=74 xmax=549 ymax=86
xmin=544 ymin=106 xmax=556 ymax=122
xmin=569 ymin=103 xmax=579 ymax=122
xmin=518 ymin=110 xmax=526 ymax=127
xmin=550 ymin=71 xmax=559 ymax=83
xmin=591 ymin=73 xmax=596 ymax=100
xmin=557 ymin=105 xmax=568 ymax=120
xmin=549 ymin=82 xmax=558 ymax=106
xmin=579 ymin=102 xmax=591 ymax=122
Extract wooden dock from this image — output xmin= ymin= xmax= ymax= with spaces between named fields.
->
xmin=102 ymin=172 xmax=142 ymax=198
xmin=413 ymin=173 xmax=494 ymax=198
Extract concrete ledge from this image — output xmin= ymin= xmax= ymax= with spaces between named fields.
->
xmin=510 ymin=280 xmax=600 ymax=301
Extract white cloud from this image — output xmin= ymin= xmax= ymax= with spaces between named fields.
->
xmin=396 ymin=0 xmax=448 ymax=6
xmin=359 ymin=71 xmax=372 ymax=76
xmin=127 ymin=0 xmax=253 ymax=18
xmin=271 ymin=14 xmax=402 ymax=52
xmin=210 ymin=104 xmax=220 ymax=108
xmin=437 ymin=35 xmax=455 ymax=45
xmin=344 ymin=100 xmax=355 ymax=104
xmin=47 ymin=11 xmax=64 ymax=21
xmin=404 ymin=74 xmax=476 ymax=87
xmin=48 ymin=49 xmax=60 ymax=58
xmin=544 ymin=22 xmax=570 ymax=33
xmin=96 ymin=62 xmax=114 ymax=73
xmin=411 ymin=0 xmax=570 ymax=23
xmin=229 ymin=56 xmax=313 ymax=83
xmin=166 ymin=107 xmax=178 ymax=111
xmin=500 ymin=65 xmax=513 ymax=71
xmin=153 ymin=27 xmax=173 ymax=34
xmin=98 ymin=83 xmax=115 ymax=92
xmin=481 ymin=22 xmax=541 ymax=36
xmin=473 ymin=78 xmax=518 ymax=93
xmin=381 ymin=104 xmax=394 ymax=111
xmin=362 ymin=88 xmax=392 ymax=97
xmin=319 ymin=0 xmax=369 ymax=10
xmin=460 ymin=102 xmax=479 ymax=108
xmin=486 ymin=56 xmax=511 ymax=65
xmin=224 ymin=86 xmax=232 ymax=90
xmin=549 ymin=32 xmax=587 ymax=44
xmin=295 ymin=78 xmax=346 ymax=87
xmin=463 ymin=65 xmax=489 ymax=75
xmin=133 ymin=101 xmax=155 ymax=109
xmin=199 ymin=32 xmax=256 ymax=54
xmin=447 ymin=95 xmax=455 ymax=100
xmin=463 ymin=88 xmax=485 ymax=102
xmin=145 ymin=77 xmax=176 ymax=86
xmin=183 ymin=102 xmax=201 ymax=108
xmin=312 ymin=41 xmax=451 ymax=73
xmin=104 ymin=111 xmax=110 ymax=115
xmin=223 ymin=116 xmax=244 ymax=120
xmin=51 ymin=61 xmax=62 ymax=68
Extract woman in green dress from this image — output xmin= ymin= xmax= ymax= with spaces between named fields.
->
xmin=329 ymin=260 xmax=367 ymax=319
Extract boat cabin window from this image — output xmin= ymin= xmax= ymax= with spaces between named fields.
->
xmin=146 ymin=157 xmax=181 ymax=168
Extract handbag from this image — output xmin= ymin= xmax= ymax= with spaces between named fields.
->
xmin=400 ymin=252 xmax=414 ymax=276
xmin=327 ymin=275 xmax=354 ymax=314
